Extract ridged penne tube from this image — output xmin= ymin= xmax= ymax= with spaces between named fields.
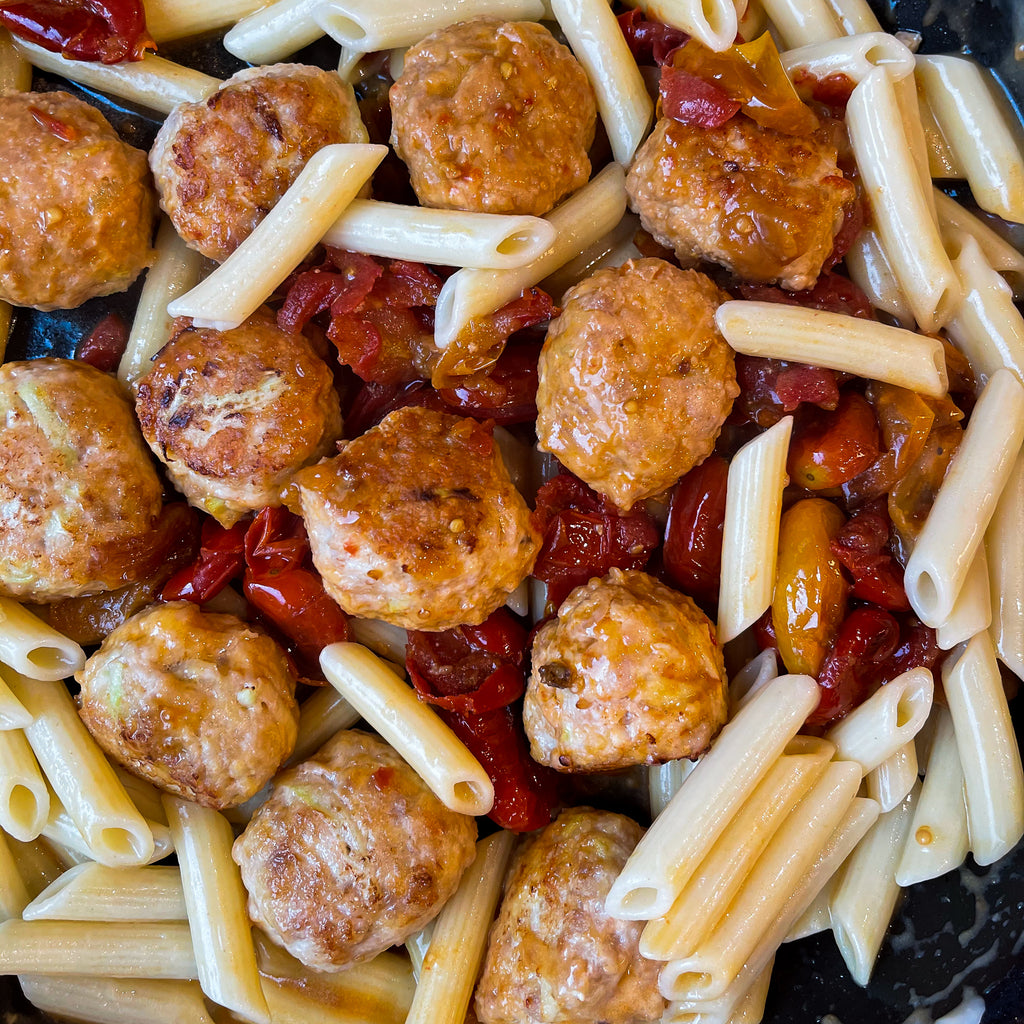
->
xmin=630 ymin=0 xmax=737 ymax=50
xmin=0 ymin=832 xmax=30 ymax=921
xmin=539 ymin=211 xmax=642 ymax=302
xmin=318 ymin=0 xmax=546 ymax=49
xmin=892 ymin=71 xmax=936 ymax=219
xmin=829 ymin=784 xmax=919 ymax=986
xmin=664 ymin=957 xmax=775 ymax=1024
xmin=433 ymin=162 xmax=627 ymax=353
xmin=0 ymin=29 xmax=31 ymax=91
xmin=866 ymin=741 xmax=918 ymax=813
xmin=260 ymin=973 xmax=413 ymax=1024
xmin=143 ymin=0 xmax=267 ymax=42
xmin=824 ymin=0 xmax=881 ymax=33
xmin=5 ymin=672 xmax=154 ymax=866
xmin=548 ymin=0 xmax=652 ymax=165
xmin=0 ymin=598 xmax=85 ymax=683
xmin=163 ymin=797 xmax=269 ymax=1024
xmin=943 ymin=632 xmax=1024 ymax=866
xmin=13 ymin=40 xmax=220 ymax=115
xmin=935 ymin=546 xmax=991 ymax=650
xmin=648 ymin=758 xmax=700 ymax=819
xmin=715 ymin=301 xmax=948 ymax=397
xmin=346 ymin=618 xmax=408 ymax=668
xmin=0 ymin=728 xmax=48 ymax=842
xmin=42 ymin=797 xmax=173 ymax=867
xmin=986 ymin=445 xmax=1024 ymax=681
xmin=0 ymin=670 xmax=30 ymax=731
xmin=904 ymin=368 xmax=1024 ymax=627
xmin=320 ymin=643 xmax=494 ymax=816
xmin=288 ymin=685 xmax=361 ymax=767
xmin=0 ymin=920 xmax=197 ymax=977
xmin=781 ymin=32 xmax=915 ymax=86
xmin=918 ymin=90 xmax=965 ymax=179
xmin=728 ymin=648 xmax=779 ymax=711
xmin=846 ymin=67 xmax=961 ymax=333
xmin=406 ymin=831 xmax=516 ymax=1024
xmin=936 ymin=190 xmax=1024 ymax=294
xmin=23 ymin=864 xmax=186 ymax=921
xmin=824 ymin=667 xmax=933 ymax=774
xmin=604 ymin=673 xmax=820 ymax=921
xmin=783 ymin=878 xmax=833 ymax=942
xmin=406 ymin=922 xmax=433 ymax=983
xmin=757 ymin=0 xmax=840 ymax=47
xmin=844 ymin=227 xmax=914 ymax=327
xmin=895 ymin=706 xmax=969 ymax=887
xmin=222 ymin=0 xmax=326 ymax=64
xmin=9 ymin=838 xmax=68 ymax=899
xmin=114 ymin=768 xmax=168 ymax=826
xmin=662 ymin=761 xmax=861 ymax=1002
xmin=716 ymin=416 xmax=793 ymax=643
xmin=915 ymin=55 xmax=1024 ymax=224
xmin=168 ymin=144 xmax=388 ymax=332
xmin=322 ymin=200 xmax=556 ymax=270
xmin=945 ymin=232 xmax=1024 ymax=387
xmin=119 ymin=217 xmax=204 ymax=389
xmin=640 ymin=745 xmax=832 ymax=961
xmin=20 ymin=975 xmax=214 ymax=1024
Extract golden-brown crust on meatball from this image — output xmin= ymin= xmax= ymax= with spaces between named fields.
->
xmin=233 ymin=729 xmax=477 ymax=970
xmin=475 ymin=807 xmax=665 ymax=1024
xmin=0 ymin=91 xmax=156 ymax=310
xmin=294 ymin=406 xmax=539 ymax=630
xmin=0 ymin=360 xmax=170 ymax=602
xmin=76 ymin=601 xmax=298 ymax=809
xmin=150 ymin=65 xmax=368 ymax=262
xmin=135 ymin=310 xmax=342 ymax=526
xmin=524 ymin=568 xmax=728 ymax=772
xmin=626 ymin=115 xmax=855 ymax=291
xmin=389 ymin=19 xmax=596 ymax=216
xmin=536 ymin=259 xmax=738 ymax=510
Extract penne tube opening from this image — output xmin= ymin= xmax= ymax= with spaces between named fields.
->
xmin=4 ymin=784 xmax=47 ymax=843
xmin=15 ymin=644 xmax=84 ymax=683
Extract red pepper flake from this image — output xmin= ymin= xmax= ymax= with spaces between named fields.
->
xmin=27 ymin=105 xmax=79 ymax=141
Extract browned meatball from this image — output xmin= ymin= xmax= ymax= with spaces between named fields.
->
xmin=524 ymin=569 xmax=728 ymax=772
xmin=135 ymin=311 xmax=342 ymax=526
xmin=0 ymin=360 xmax=171 ymax=603
xmin=475 ymin=807 xmax=665 ymax=1024
xmin=389 ymin=19 xmax=596 ymax=216
xmin=294 ymin=406 xmax=539 ymax=630
xmin=0 ymin=91 xmax=155 ymax=310
xmin=233 ymin=728 xmax=477 ymax=970
xmin=536 ymin=259 xmax=738 ymax=510
xmin=150 ymin=65 xmax=368 ymax=262
xmin=76 ymin=601 xmax=298 ymax=809
xmin=626 ymin=115 xmax=856 ymax=291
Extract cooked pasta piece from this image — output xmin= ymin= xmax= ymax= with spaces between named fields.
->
xmin=0 ymin=727 xmax=48 ymax=842
xmin=7 ymin=838 xmax=66 ymax=899
xmin=918 ymin=90 xmax=966 ymax=179
xmin=986 ymin=446 xmax=1024 ymax=681
xmin=113 ymin=768 xmax=167 ymax=827
xmin=824 ymin=0 xmax=881 ymax=33
xmin=784 ymin=879 xmax=834 ymax=942
xmin=0 ymin=29 xmax=31 ymax=91
xmin=715 ymin=301 xmax=947 ymax=397
xmin=0 ymin=831 xmax=29 ymax=920
xmin=728 ymin=649 xmax=780 ymax=711
xmin=23 ymin=863 xmax=186 ymax=922
xmin=935 ymin=546 xmax=991 ymax=650
xmin=163 ymin=796 xmax=269 ymax=1024
xmin=717 ymin=416 xmax=793 ymax=644
xmin=19 ymin=975 xmax=214 ymax=1024
xmin=604 ymin=673 xmax=821 ymax=921
xmin=942 ymin=632 xmax=1024 ymax=866
xmin=935 ymin=190 xmax=1024 ymax=294
xmin=405 ymin=923 xmax=433 ymax=983
xmin=843 ymin=226 xmax=914 ymax=327
xmin=781 ymin=32 xmax=915 ymax=85
xmin=892 ymin=71 xmax=935 ymax=217
xmin=41 ymin=797 xmax=173 ymax=867
xmin=0 ymin=598 xmax=85 ymax=683
xmin=866 ymin=741 xmax=918 ymax=813
xmin=629 ymin=0 xmax=737 ymax=50
xmin=222 ymin=0 xmax=327 ymax=64
xmin=168 ymin=144 xmax=387 ymax=332
xmin=0 ymin=670 xmax=30 ymax=731
xmin=757 ymin=0 xmax=840 ymax=47
xmin=319 ymin=643 xmax=494 ymax=816
xmin=287 ymin=685 xmax=361 ymax=767
xmin=649 ymin=758 xmax=700 ymax=819
xmin=345 ymin=619 xmax=408 ymax=668
xmin=903 ymin=368 xmax=1024 ymax=627
xmin=143 ymin=0 xmax=266 ymax=41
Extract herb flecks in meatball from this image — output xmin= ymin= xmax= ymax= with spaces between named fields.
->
xmin=76 ymin=601 xmax=299 ymax=809
xmin=525 ymin=568 xmax=729 ymax=772
xmin=536 ymin=259 xmax=738 ymax=511
xmin=390 ymin=18 xmax=596 ymax=216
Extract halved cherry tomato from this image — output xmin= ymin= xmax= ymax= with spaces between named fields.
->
xmin=787 ymin=391 xmax=880 ymax=491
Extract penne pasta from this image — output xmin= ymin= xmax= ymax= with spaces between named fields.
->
xmin=168 ymin=144 xmax=388 ymax=332
xmin=728 ymin=648 xmax=780 ymax=711
xmin=0 ymin=597 xmax=86 ymax=683
xmin=538 ymin=211 xmax=642 ymax=301
xmin=320 ymin=642 xmax=494 ymax=816
xmin=604 ymin=673 xmax=821 ymax=921
xmin=903 ymin=368 xmax=1024 ymax=627
xmin=781 ymin=32 xmax=915 ymax=85
xmin=986 ymin=445 xmax=1024 ymax=681
xmin=288 ymin=685 xmax=362 ymax=767
xmin=345 ymin=618 xmax=409 ymax=668
xmin=843 ymin=225 xmax=915 ymax=327
xmin=8 ymin=838 xmax=69 ymax=900
xmin=823 ymin=0 xmax=881 ymax=34
xmin=757 ymin=0 xmax=841 ymax=48
xmin=23 ymin=863 xmax=187 ymax=921
xmin=918 ymin=87 xmax=966 ymax=180
xmin=715 ymin=301 xmax=948 ymax=397
xmin=942 ymin=633 xmax=1024 ymax=866
xmin=935 ymin=545 xmax=991 ymax=650
xmin=0 ymin=725 xmax=49 ymax=842
xmin=0 ymin=830 xmax=30 ymax=921
xmin=42 ymin=795 xmax=174 ymax=867
xmin=222 ymin=0 xmax=327 ymax=65
xmin=142 ymin=0 xmax=267 ymax=42
xmin=935 ymin=189 xmax=1024 ymax=295
xmin=0 ymin=669 xmax=31 ymax=731
xmin=865 ymin=741 xmax=918 ymax=813
xmin=648 ymin=758 xmax=700 ymax=820
xmin=19 ymin=975 xmax=215 ymax=1024
xmin=406 ymin=922 xmax=433 ymax=983
xmin=892 ymin=71 xmax=935 ymax=218
xmin=784 ymin=878 xmax=834 ymax=943
xmin=630 ymin=0 xmax=738 ymax=50
xmin=716 ymin=416 xmax=793 ymax=643
xmin=0 ymin=28 xmax=31 ymax=92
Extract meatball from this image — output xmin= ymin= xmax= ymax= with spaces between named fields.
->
xmin=389 ymin=19 xmax=596 ymax=216
xmin=135 ymin=310 xmax=342 ymax=526
xmin=76 ymin=601 xmax=298 ymax=809
xmin=0 ymin=359 xmax=170 ymax=603
xmin=294 ymin=406 xmax=539 ymax=630
xmin=0 ymin=91 xmax=155 ymax=310
xmin=524 ymin=568 xmax=728 ymax=772
xmin=536 ymin=259 xmax=738 ymax=510
xmin=475 ymin=807 xmax=664 ymax=1024
xmin=626 ymin=115 xmax=856 ymax=291
xmin=233 ymin=728 xmax=477 ymax=970
xmin=150 ymin=64 xmax=368 ymax=262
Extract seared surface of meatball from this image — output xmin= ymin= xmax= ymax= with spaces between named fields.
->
xmin=626 ymin=115 xmax=855 ymax=290
xmin=76 ymin=601 xmax=298 ymax=809
xmin=390 ymin=19 xmax=596 ymax=216
xmin=150 ymin=64 xmax=368 ymax=262
xmin=525 ymin=568 xmax=728 ymax=772
xmin=233 ymin=728 xmax=477 ymax=970
xmin=135 ymin=311 xmax=342 ymax=526
xmin=0 ymin=90 xmax=155 ymax=310
xmin=536 ymin=259 xmax=738 ymax=510
xmin=475 ymin=807 xmax=664 ymax=1024
xmin=295 ymin=406 xmax=539 ymax=630
xmin=0 ymin=360 xmax=168 ymax=602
